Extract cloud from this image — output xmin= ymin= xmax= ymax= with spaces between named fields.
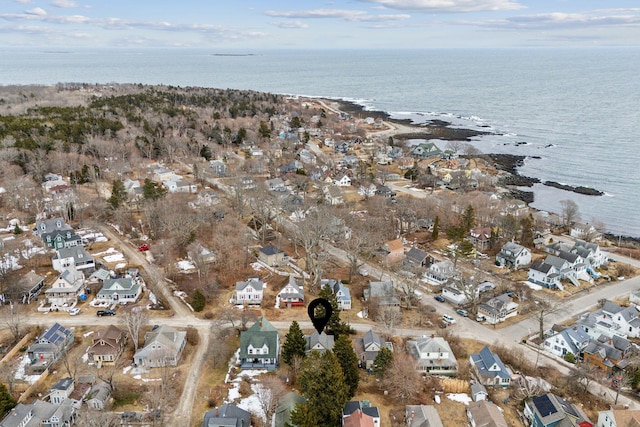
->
xmin=264 ymin=8 xmax=410 ymax=22
xmin=271 ymin=20 xmax=309 ymax=29
xmin=51 ymin=0 xmax=79 ymax=8
xmin=25 ymin=7 xmax=47 ymax=16
xmin=15 ymin=0 xmax=32 ymax=3
xmin=358 ymin=0 xmax=525 ymax=13
xmin=475 ymin=9 xmax=640 ymax=30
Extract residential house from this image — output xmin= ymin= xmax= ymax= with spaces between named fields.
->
xmin=469 ymin=227 xmax=492 ymax=252
xmin=343 ymin=401 xmax=380 ymax=427
xmin=528 ymin=260 xmax=563 ymax=290
xmin=0 ymin=400 xmax=76 ymax=427
xmin=96 ymin=277 xmax=142 ymax=305
xmin=596 ymin=409 xmax=640 ymax=427
xmin=405 ymin=405 xmax=444 ymax=427
xmin=209 ymin=159 xmax=228 ymax=176
xmin=381 ymin=238 xmax=404 ymax=264
xmin=354 ymin=329 xmax=393 ymax=370
xmin=404 ymin=247 xmax=432 ymax=270
xmin=88 ymin=325 xmax=127 ymax=364
xmin=477 ymin=294 xmax=519 ymax=324
xmin=570 ymin=222 xmax=601 ymax=241
xmin=249 ymin=145 xmax=264 ymax=157
xmin=133 ymin=325 xmax=187 ymax=368
xmin=239 ymin=317 xmax=280 ymax=370
xmin=407 ymin=335 xmax=458 ymax=376
xmin=556 ymin=250 xmax=591 ymax=282
xmin=323 ymin=185 xmax=345 ymax=205
xmin=234 ymin=277 xmax=264 ymax=306
xmin=265 ymin=178 xmax=286 ymax=192
xmin=321 ymin=279 xmax=351 ymax=310
xmin=604 ymin=301 xmax=640 ymax=338
xmin=298 ymin=149 xmax=316 ymax=165
xmin=524 ymin=393 xmax=592 ymax=427
xmin=572 ymin=240 xmax=607 ymax=269
xmin=163 ymin=179 xmax=197 ymax=193
xmin=543 ymin=324 xmax=590 ymax=359
xmin=397 ymin=157 xmax=414 ymax=170
xmin=196 ymin=190 xmax=220 ymax=207
xmin=239 ymin=177 xmax=256 ymax=190
xmin=47 ymin=377 xmax=74 ymax=405
xmin=411 ymin=142 xmax=442 ymax=159
xmin=334 ymin=174 xmax=352 ymax=187
xmin=258 ymin=244 xmax=286 ymax=267
xmin=201 ymin=404 xmax=251 ymax=427
xmin=582 ymin=335 xmax=632 ymax=374
xmin=35 ymin=217 xmax=70 ymax=238
xmin=470 ymin=346 xmax=511 ymax=388
xmin=27 ymin=323 xmax=74 ymax=374
xmin=86 ymin=381 xmax=112 ymax=411
xmin=467 ymin=400 xmax=508 ymax=427
xmin=36 ymin=217 xmax=82 ymax=250
xmin=424 ymin=260 xmax=456 ymax=286
xmin=578 ymin=311 xmax=625 ymax=342
xmin=471 ymin=383 xmax=489 ymax=402
xmin=123 ymin=178 xmax=141 ymax=197
xmin=305 ymin=331 xmax=334 ymax=354
xmin=275 ymin=392 xmax=305 ymax=427
xmin=8 ymin=270 xmax=45 ymax=304
xmin=364 ymin=281 xmax=401 ymax=309
xmin=495 ymin=242 xmax=531 ymax=268
xmin=375 ymin=186 xmax=396 ymax=198
xmin=359 ymin=182 xmax=377 ymax=198
xmin=442 ymin=286 xmax=468 ymax=307
xmin=45 ymin=268 xmax=85 ymax=309
xmin=277 ymin=275 xmax=304 ymax=307
xmin=52 ymin=246 xmax=95 ymax=273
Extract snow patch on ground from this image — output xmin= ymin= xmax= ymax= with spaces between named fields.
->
xmin=83 ymin=331 xmax=94 ymax=338
xmin=446 ymin=393 xmax=472 ymax=405
xmin=523 ymin=281 xmax=543 ymax=291
xmin=357 ymin=311 xmax=366 ymax=319
xmin=14 ymin=355 xmax=41 ymax=385
xmin=122 ymin=366 xmax=132 ymax=374
xmin=114 ymin=262 xmax=127 ymax=270
xmin=251 ymin=262 xmax=264 ymax=271
xmin=177 ymin=260 xmax=196 ymax=272
xmin=103 ymin=253 xmax=125 ymax=263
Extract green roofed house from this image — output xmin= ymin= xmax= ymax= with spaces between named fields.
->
xmin=275 ymin=392 xmax=306 ymax=427
xmin=239 ymin=317 xmax=280 ymax=371
xmin=410 ymin=142 xmax=442 ymax=159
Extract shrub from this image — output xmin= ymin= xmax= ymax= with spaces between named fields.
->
xmin=191 ymin=289 xmax=206 ymax=312
xmin=564 ymin=352 xmax=576 ymax=364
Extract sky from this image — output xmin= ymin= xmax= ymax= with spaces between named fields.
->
xmin=1 ymin=0 xmax=639 ymax=49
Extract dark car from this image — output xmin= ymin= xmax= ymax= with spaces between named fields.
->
xmin=456 ymin=308 xmax=469 ymax=317
xmin=434 ymin=295 xmax=445 ymax=303
xmin=97 ymin=309 xmax=116 ymax=317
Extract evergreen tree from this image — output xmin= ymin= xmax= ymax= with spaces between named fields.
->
xmin=373 ymin=346 xmax=393 ymax=377
xmin=191 ymin=289 xmax=206 ymax=312
xmin=281 ymin=320 xmax=306 ymax=365
xmin=520 ymin=214 xmax=535 ymax=247
xmin=0 ymin=382 xmax=17 ymax=419
xmin=143 ymin=178 xmax=167 ymax=201
xmin=291 ymin=351 xmax=349 ymax=427
xmin=108 ymin=179 xmax=126 ymax=209
xmin=333 ymin=335 xmax=359 ymax=399
xmin=432 ymin=215 xmax=440 ymax=240
xmin=461 ymin=205 xmax=476 ymax=233
xmin=258 ymin=120 xmax=271 ymax=139
xmin=318 ymin=284 xmax=351 ymax=337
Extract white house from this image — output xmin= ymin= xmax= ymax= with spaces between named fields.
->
xmin=543 ymin=324 xmax=591 ymax=358
xmin=495 ymin=242 xmax=531 ymax=268
xmin=602 ymin=301 xmax=640 ymax=338
xmin=596 ymin=409 xmax=640 ymax=427
xmin=528 ymin=260 xmax=562 ymax=290
xmin=45 ymin=268 xmax=86 ymax=308
xmin=333 ymin=174 xmax=351 ymax=187
xmin=133 ymin=325 xmax=186 ymax=368
xmin=442 ymin=286 xmax=468 ymax=306
xmin=572 ymin=240 xmax=607 ymax=269
xmin=96 ymin=277 xmax=142 ymax=304
xmin=322 ymin=279 xmax=351 ymax=310
xmin=234 ymin=277 xmax=264 ymax=305
xmin=52 ymin=246 xmax=95 ymax=273
xmin=277 ymin=276 xmax=304 ymax=307
xmin=162 ymin=179 xmax=197 ymax=193
xmin=407 ymin=336 xmax=458 ymax=376
xmin=423 ymin=259 xmax=456 ymax=286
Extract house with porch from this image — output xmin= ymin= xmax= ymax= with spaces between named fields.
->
xmin=8 ymin=270 xmax=45 ymax=304
xmin=477 ymin=294 xmax=519 ymax=324
xmin=96 ymin=277 xmax=142 ymax=305
xmin=134 ymin=325 xmax=186 ymax=368
xmin=323 ymin=185 xmax=345 ymax=205
xmin=354 ymin=329 xmax=393 ymax=370
xmin=27 ymin=323 xmax=74 ymax=374
xmin=45 ymin=268 xmax=86 ymax=309
xmin=495 ymin=242 xmax=531 ymax=268
xmin=403 ymin=247 xmax=431 ymax=271
xmin=572 ymin=240 xmax=607 ymax=269
xmin=88 ymin=325 xmax=127 ymax=365
xmin=52 ymin=246 xmax=95 ymax=274
xmin=543 ymin=324 xmax=590 ymax=359
xmin=582 ymin=335 xmax=632 ymax=374
xmin=470 ymin=346 xmax=511 ymax=388
xmin=469 ymin=227 xmax=492 ymax=252
xmin=326 ymin=279 xmax=351 ymax=310
xmin=411 ymin=142 xmax=442 ymax=159
xmin=524 ymin=393 xmax=592 ymax=427
xmin=407 ymin=335 xmax=458 ymax=376
xmin=364 ymin=281 xmax=401 ymax=309
xmin=528 ymin=260 xmax=562 ymax=290
xmin=334 ymin=174 xmax=352 ymax=187
xmin=239 ymin=317 xmax=280 ymax=370
xmin=424 ymin=259 xmax=456 ymax=286
xmin=234 ymin=277 xmax=264 ymax=306
xmin=277 ymin=276 xmax=304 ymax=307
xmin=0 ymin=400 xmax=76 ymax=427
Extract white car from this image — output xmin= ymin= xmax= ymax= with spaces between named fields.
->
xmin=442 ymin=314 xmax=456 ymax=325
xmin=69 ymin=308 xmax=81 ymax=316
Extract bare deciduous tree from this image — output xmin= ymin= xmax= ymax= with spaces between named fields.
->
xmin=376 ymin=306 xmax=402 ymax=337
xmin=255 ymin=376 xmax=286 ymax=427
xmin=121 ymin=306 xmax=149 ymax=352
xmin=560 ymin=199 xmax=580 ymax=227
xmin=380 ymin=353 xmax=422 ymax=401
xmin=1 ymin=303 xmax=23 ymax=342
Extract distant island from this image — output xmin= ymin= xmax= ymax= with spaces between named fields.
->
xmin=211 ymin=53 xmax=255 ymax=57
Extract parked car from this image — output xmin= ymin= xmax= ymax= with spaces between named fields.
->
xmin=69 ymin=308 xmax=81 ymax=316
xmin=138 ymin=244 xmax=150 ymax=251
xmin=434 ymin=295 xmax=445 ymax=303
xmin=456 ymin=309 xmax=468 ymax=317
xmin=97 ymin=309 xmax=116 ymax=317
xmin=442 ymin=314 xmax=456 ymax=324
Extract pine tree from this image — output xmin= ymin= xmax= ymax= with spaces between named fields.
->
xmin=373 ymin=346 xmax=393 ymax=377
xmin=333 ymin=335 xmax=359 ymax=399
xmin=0 ymin=382 xmax=17 ymax=419
xmin=191 ymin=289 xmax=205 ymax=312
xmin=281 ymin=320 xmax=307 ymax=365
xmin=108 ymin=179 xmax=127 ymax=209
xmin=432 ymin=215 xmax=440 ymax=240
xmin=318 ymin=284 xmax=351 ymax=337
xmin=292 ymin=351 xmax=349 ymax=427
xmin=462 ymin=205 xmax=476 ymax=233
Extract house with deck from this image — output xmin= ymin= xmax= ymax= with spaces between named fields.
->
xmin=52 ymin=246 xmax=95 ymax=274
xmin=27 ymin=323 xmax=74 ymax=374
xmin=45 ymin=268 xmax=86 ymax=309
xmin=88 ymin=325 xmax=127 ymax=365
xmin=239 ymin=317 xmax=280 ymax=370
xmin=96 ymin=277 xmax=142 ymax=304
xmin=407 ymin=335 xmax=458 ymax=376
xmin=495 ymin=242 xmax=531 ymax=268
xmin=470 ymin=346 xmax=511 ymax=388
xmin=234 ymin=277 xmax=264 ymax=306
xmin=277 ymin=276 xmax=304 ymax=307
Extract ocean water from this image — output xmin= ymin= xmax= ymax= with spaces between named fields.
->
xmin=1 ymin=47 xmax=638 ymax=237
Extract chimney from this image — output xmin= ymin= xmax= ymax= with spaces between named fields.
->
xmin=573 ymin=326 xmax=577 ymax=331
xmin=215 ymin=407 xmax=219 ymax=417
xmin=259 ymin=319 xmax=263 ymax=328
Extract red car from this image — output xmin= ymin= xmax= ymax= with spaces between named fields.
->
xmin=138 ymin=244 xmax=149 ymax=251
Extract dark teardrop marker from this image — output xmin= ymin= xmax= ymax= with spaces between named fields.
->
xmin=307 ymin=298 xmax=332 ymax=334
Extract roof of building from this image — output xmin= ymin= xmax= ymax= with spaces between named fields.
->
xmin=201 ymin=404 xmax=251 ymax=427
xmin=470 ymin=346 xmax=510 ymax=379
xmin=406 ymin=405 xmax=444 ymax=427
xmin=239 ymin=317 xmax=279 ymax=359
xmin=467 ymin=400 xmax=508 ymax=427
xmin=259 ymin=244 xmax=283 ymax=256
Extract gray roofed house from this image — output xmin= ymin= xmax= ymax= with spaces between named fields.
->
xmin=258 ymin=244 xmax=286 ymax=267
xmin=133 ymin=325 xmax=186 ymax=368
xmin=410 ymin=142 xmax=442 ymax=159
xmin=305 ymin=331 xmax=335 ymax=354
xmin=96 ymin=277 xmax=142 ymax=304
xmin=543 ymin=324 xmax=590 ymax=358
xmin=424 ymin=259 xmax=456 ymax=286
xmin=35 ymin=217 xmax=70 ymax=237
xmin=234 ymin=277 xmax=264 ymax=305
xmin=0 ymin=400 xmax=76 ymax=427
xmin=265 ymin=177 xmax=286 ymax=192
xmin=239 ymin=317 xmax=280 ymax=370
xmin=583 ymin=335 xmax=631 ymax=373
xmin=477 ymin=294 xmax=519 ymax=324
xmin=407 ymin=336 xmax=458 ymax=376
xmin=527 ymin=260 xmax=562 ymax=290
xmin=354 ymin=329 xmax=393 ymax=370
xmin=27 ymin=323 xmax=74 ymax=374
xmin=470 ymin=346 xmax=511 ymax=388
xmin=321 ymin=279 xmax=351 ymax=310
xmin=466 ymin=400 xmax=508 ymax=427
xmin=52 ymin=246 xmax=95 ymax=273
xmin=277 ymin=276 xmax=304 ymax=307
xmin=88 ymin=268 xmax=111 ymax=283
xmin=405 ymin=405 xmax=444 ymax=427
xmin=471 ymin=383 xmax=489 ymax=402
xmin=47 ymin=377 xmax=74 ymax=405
xmin=404 ymin=247 xmax=431 ymax=270
xmin=86 ymin=380 xmax=112 ymax=410
xmin=45 ymin=267 xmax=86 ymax=308
xmin=495 ymin=242 xmax=531 ymax=268
xmin=364 ymin=281 xmax=400 ymax=308
xmin=202 ymin=404 xmax=251 ymax=427
xmin=9 ymin=270 xmax=45 ymax=303
xmin=524 ymin=393 xmax=591 ymax=427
